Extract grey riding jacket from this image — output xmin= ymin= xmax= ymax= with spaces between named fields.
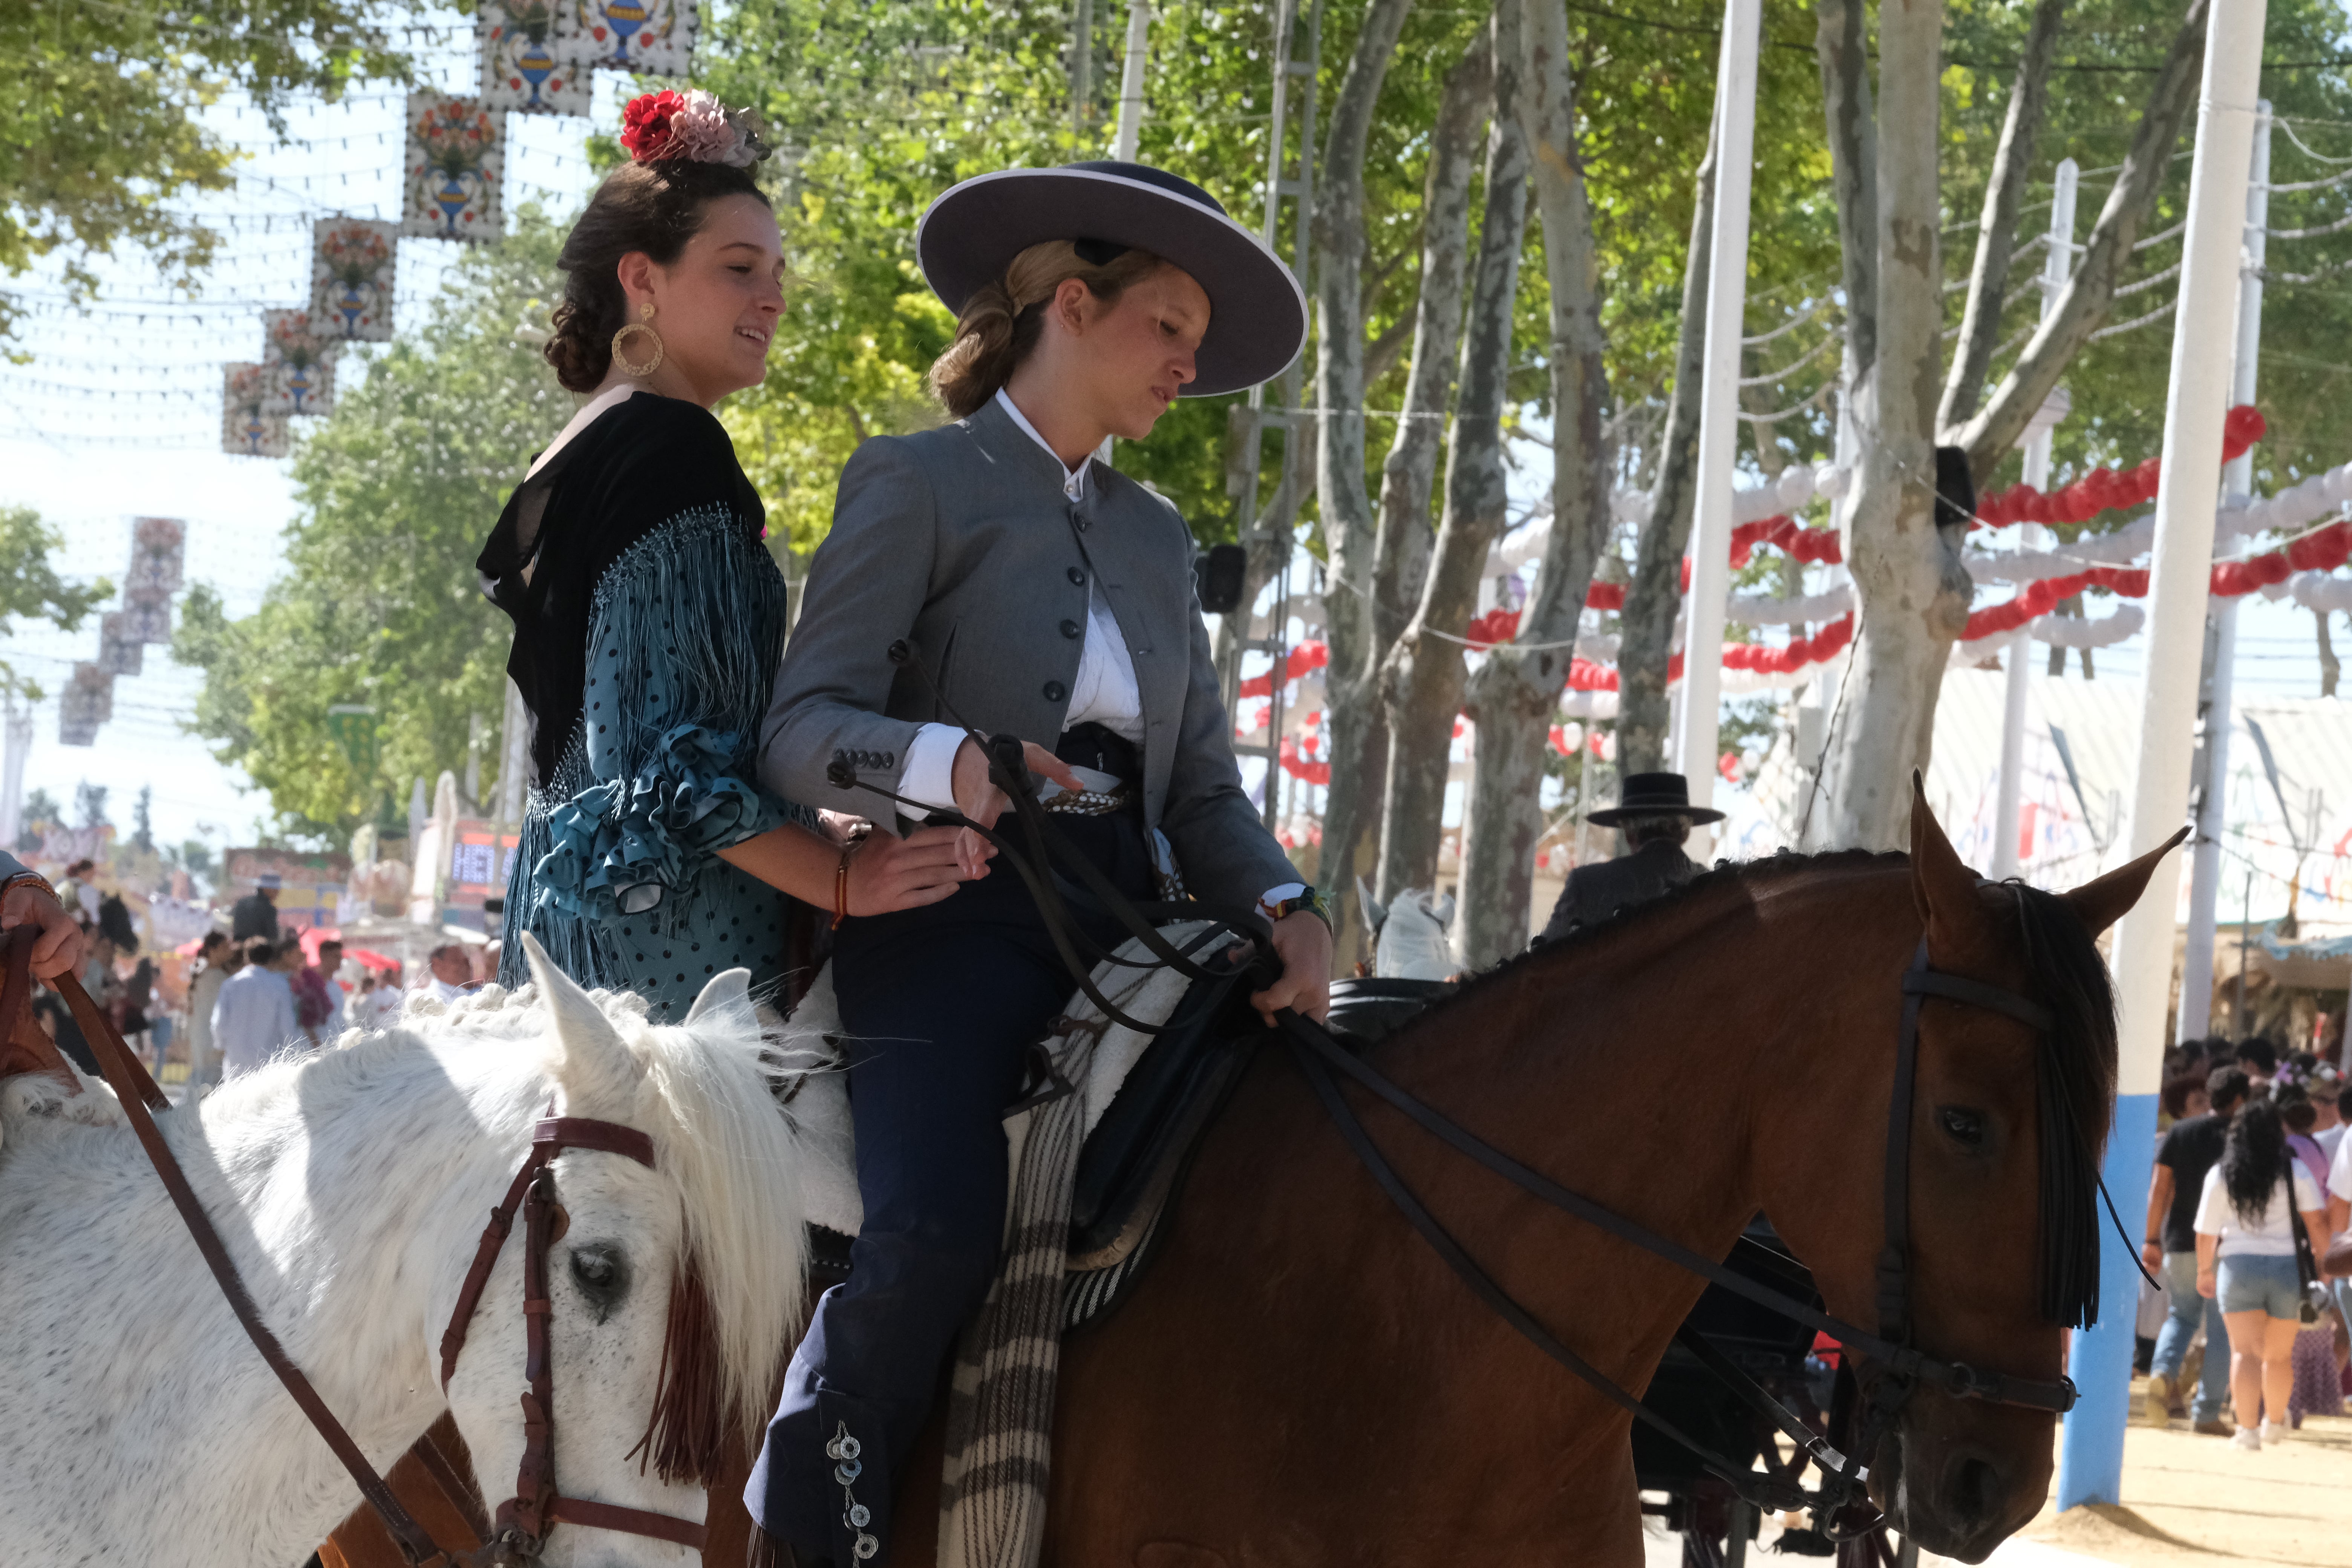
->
xmin=757 ymin=396 xmax=1297 ymax=911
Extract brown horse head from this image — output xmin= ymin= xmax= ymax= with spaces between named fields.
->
xmin=1783 ymin=778 xmax=2177 ymax=1561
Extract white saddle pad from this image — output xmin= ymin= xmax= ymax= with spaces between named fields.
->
xmin=779 ymin=921 xmax=1225 ymax=1239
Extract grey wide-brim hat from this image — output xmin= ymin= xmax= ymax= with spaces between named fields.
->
xmin=915 ymin=161 xmax=1307 ymax=398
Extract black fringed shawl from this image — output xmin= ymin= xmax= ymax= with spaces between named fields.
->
xmin=477 ymin=391 xmax=768 ymax=790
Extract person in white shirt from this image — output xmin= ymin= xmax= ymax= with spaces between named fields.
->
xmin=423 ymin=942 xmax=476 ymax=1004
xmin=2196 ymin=1096 xmax=2330 ymax=1449
xmin=210 ymin=937 xmax=304 ymax=1078
xmin=2327 ymin=1093 xmax=2352 ymax=1363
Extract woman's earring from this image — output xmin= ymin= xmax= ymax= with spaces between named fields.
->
xmin=611 ymin=300 xmax=664 ymax=378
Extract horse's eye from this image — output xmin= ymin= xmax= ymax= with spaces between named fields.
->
xmin=1938 ymin=1107 xmax=1986 ymax=1148
xmin=568 ymin=1244 xmax=629 ymax=1318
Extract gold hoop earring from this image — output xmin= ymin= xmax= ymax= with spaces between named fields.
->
xmin=611 ymin=301 xmax=664 ymax=378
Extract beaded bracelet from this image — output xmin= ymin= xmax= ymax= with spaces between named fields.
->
xmin=0 ymin=870 xmax=54 ymax=900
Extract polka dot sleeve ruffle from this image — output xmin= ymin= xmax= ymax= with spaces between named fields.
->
xmin=533 ymin=724 xmax=787 ymax=917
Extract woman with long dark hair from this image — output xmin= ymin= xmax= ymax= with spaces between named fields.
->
xmin=747 ymin=163 xmax=1330 ymax=1563
xmin=481 ymin=91 xmax=978 ymax=1017
xmin=2195 ymin=1093 xmax=2329 ymax=1447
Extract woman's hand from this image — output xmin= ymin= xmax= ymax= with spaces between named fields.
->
xmin=949 ymin=737 xmax=1086 ymax=878
xmin=2196 ymin=1265 xmax=2217 ymax=1300
xmin=846 ymin=825 xmax=991 ymax=916
xmin=1248 ymin=911 xmax=1334 ymax=1027
xmin=1 ymin=880 xmax=84 ymax=982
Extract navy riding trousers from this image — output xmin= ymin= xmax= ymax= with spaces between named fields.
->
xmin=746 ymin=738 xmax=1154 ymax=1562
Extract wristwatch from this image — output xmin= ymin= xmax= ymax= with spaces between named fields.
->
xmin=1265 ymin=884 xmax=1332 ymax=933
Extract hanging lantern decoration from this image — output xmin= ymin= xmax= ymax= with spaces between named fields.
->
xmin=96 ymin=612 xmax=144 ymax=678
xmin=479 ymin=0 xmax=590 ymax=114
xmin=311 ymin=217 xmax=398 ymax=342
xmin=564 ymin=0 xmax=697 ymax=76
xmin=402 ymin=93 xmax=504 ymax=243
xmin=120 ymin=518 xmax=183 ymax=645
xmin=58 ymin=665 xmax=113 ymax=747
xmin=221 ymin=363 xmax=290 ymax=458
xmin=261 ymin=310 xmax=340 ymax=418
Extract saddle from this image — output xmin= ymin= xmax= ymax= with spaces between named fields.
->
xmin=787 ymin=957 xmax=1457 ymax=1327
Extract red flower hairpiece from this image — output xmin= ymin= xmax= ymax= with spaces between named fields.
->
xmin=619 ymin=89 xmax=771 ymax=167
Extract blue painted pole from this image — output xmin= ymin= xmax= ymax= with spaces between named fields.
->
xmin=2056 ymin=0 xmax=2268 ymax=1512
xmin=2054 ymin=1090 xmax=2157 ymax=1511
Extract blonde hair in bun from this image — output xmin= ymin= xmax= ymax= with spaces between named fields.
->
xmin=928 ymin=240 xmax=1165 ymax=417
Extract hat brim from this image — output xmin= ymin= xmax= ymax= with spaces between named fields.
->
xmin=1586 ymin=805 xmax=1726 ymax=827
xmin=916 ymin=167 xmax=1306 ymax=398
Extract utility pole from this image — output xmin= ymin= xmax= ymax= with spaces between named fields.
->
xmin=1069 ymin=0 xmax=1093 ymax=136
xmin=1993 ymin=157 xmax=2079 ymax=880
xmin=1112 ymin=0 xmax=1149 ymax=159
xmin=2180 ymin=100 xmax=2271 ymax=1043
xmin=0 ymin=690 xmax=26 ymax=850
xmin=1224 ymin=0 xmax=1318 ymax=829
xmin=1666 ymin=0 xmax=1761 ymax=854
xmin=2057 ymin=0 xmax=2267 ymax=1514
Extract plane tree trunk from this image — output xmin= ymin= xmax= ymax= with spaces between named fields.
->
xmin=1310 ymin=0 xmax=1419 ymax=969
xmin=1374 ymin=0 xmax=1530 ymax=901
xmin=1455 ymin=0 xmax=1611 ymax=968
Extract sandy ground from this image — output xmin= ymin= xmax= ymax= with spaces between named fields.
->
xmin=1641 ymin=1373 xmax=2352 ymax=1568
xmin=2002 ymin=1375 xmax=2352 ymax=1568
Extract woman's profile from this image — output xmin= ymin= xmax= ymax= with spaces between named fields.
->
xmin=747 ymin=160 xmax=1331 ymax=1565
xmin=480 ymin=89 xmax=975 ymax=1018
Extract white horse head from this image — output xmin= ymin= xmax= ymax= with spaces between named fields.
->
xmin=0 ymin=934 xmax=805 ymax=1568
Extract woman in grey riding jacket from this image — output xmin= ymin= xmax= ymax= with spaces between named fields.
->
xmin=746 ymin=162 xmax=1331 ymax=1565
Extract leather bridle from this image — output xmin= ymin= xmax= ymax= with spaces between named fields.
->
xmin=15 ymin=927 xmax=709 ymax=1567
xmin=1278 ymin=935 xmax=2081 ymax=1520
xmin=432 ymin=1112 xmax=712 ymax=1563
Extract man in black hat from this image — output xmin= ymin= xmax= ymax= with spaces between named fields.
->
xmin=1536 ymin=772 xmax=1723 ymax=943
xmin=230 ymin=872 xmax=282 ymax=943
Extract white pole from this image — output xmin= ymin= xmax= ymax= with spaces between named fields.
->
xmin=497 ymin=677 xmax=530 ymax=825
xmin=2180 ymin=101 xmax=2269 ymax=1042
xmin=1112 ymin=0 xmax=1150 ymax=160
xmin=2057 ymin=0 xmax=2266 ymax=1513
xmin=0 ymin=691 xmax=26 ymax=850
xmin=1993 ymin=159 xmax=2079 ymax=880
xmin=1668 ymin=0 xmax=1760 ymax=850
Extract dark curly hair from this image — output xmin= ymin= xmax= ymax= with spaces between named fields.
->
xmin=544 ymin=160 xmax=771 ymax=393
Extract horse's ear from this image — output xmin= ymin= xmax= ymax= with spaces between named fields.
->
xmin=1356 ymin=876 xmax=1386 ymax=937
xmin=519 ymin=933 xmax=645 ymax=1113
xmin=1909 ymin=771 xmax=1995 ymax=957
xmin=2061 ymin=827 xmax=2190 ymax=938
xmin=684 ymin=966 xmax=755 ymax=1034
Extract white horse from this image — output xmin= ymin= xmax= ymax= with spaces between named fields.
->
xmin=0 ymin=936 xmax=807 ymax=1568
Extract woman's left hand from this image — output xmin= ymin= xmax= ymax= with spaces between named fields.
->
xmin=1249 ymin=911 xmax=1332 ymax=1027
xmin=0 ymin=880 xmax=85 ymax=981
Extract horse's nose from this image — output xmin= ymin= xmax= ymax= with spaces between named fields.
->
xmin=1940 ymin=1446 xmax=2011 ymax=1544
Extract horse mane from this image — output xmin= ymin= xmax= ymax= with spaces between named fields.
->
xmin=1426 ymin=848 xmax=2117 ymax=1328
xmin=204 ymin=979 xmax=804 ymax=1485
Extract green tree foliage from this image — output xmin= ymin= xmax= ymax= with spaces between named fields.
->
xmin=15 ymin=786 xmax=58 ymax=852
xmin=0 ymin=503 xmax=113 ymax=698
xmin=173 ymin=211 xmax=571 ymax=841
xmin=1 ymin=0 xmax=443 ymax=344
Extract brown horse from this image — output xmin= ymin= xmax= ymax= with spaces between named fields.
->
xmin=329 ymin=790 xmax=2168 ymax=1566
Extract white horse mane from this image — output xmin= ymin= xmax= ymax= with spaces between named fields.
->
xmin=189 ymin=957 xmax=805 ymax=1443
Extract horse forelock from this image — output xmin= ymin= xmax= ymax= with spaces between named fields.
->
xmin=196 ymin=977 xmax=804 ymax=1459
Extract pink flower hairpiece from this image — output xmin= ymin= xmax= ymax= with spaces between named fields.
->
xmin=620 ymin=89 xmax=770 ymax=168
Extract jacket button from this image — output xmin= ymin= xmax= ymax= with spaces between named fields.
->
xmin=1060 ymin=619 xmax=1082 ymax=640
xmin=1067 ymin=566 xmax=1086 ymax=586
xmin=1044 ymin=680 xmax=1068 ymax=703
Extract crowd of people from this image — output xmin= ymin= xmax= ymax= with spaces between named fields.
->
xmin=2142 ymin=1034 xmax=2351 ymax=1449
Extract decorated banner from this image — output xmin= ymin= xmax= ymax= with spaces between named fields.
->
xmin=95 ymin=612 xmax=144 ymax=678
xmin=402 ymin=93 xmax=503 ymax=243
xmin=126 ymin=516 xmax=185 ymax=606
xmin=565 ymin=0 xmax=696 ymax=75
xmin=117 ymin=600 xmax=172 ymax=643
xmin=221 ymin=363 xmax=290 ymax=458
xmin=260 ymin=310 xmax=339 ymax=417
xmin=311 ymin=217 xmax=398 ymax=341
xmin=325 ymin=703 xmax=380 ymax=775
xmin=58 ymin=663 xmax=113 ymax=747
xmin=479 ymin=0 xmax=590 ymax=114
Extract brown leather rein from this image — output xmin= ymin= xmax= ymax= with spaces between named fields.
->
xmin=0 ymin=926 xmax=707 ymax=1565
